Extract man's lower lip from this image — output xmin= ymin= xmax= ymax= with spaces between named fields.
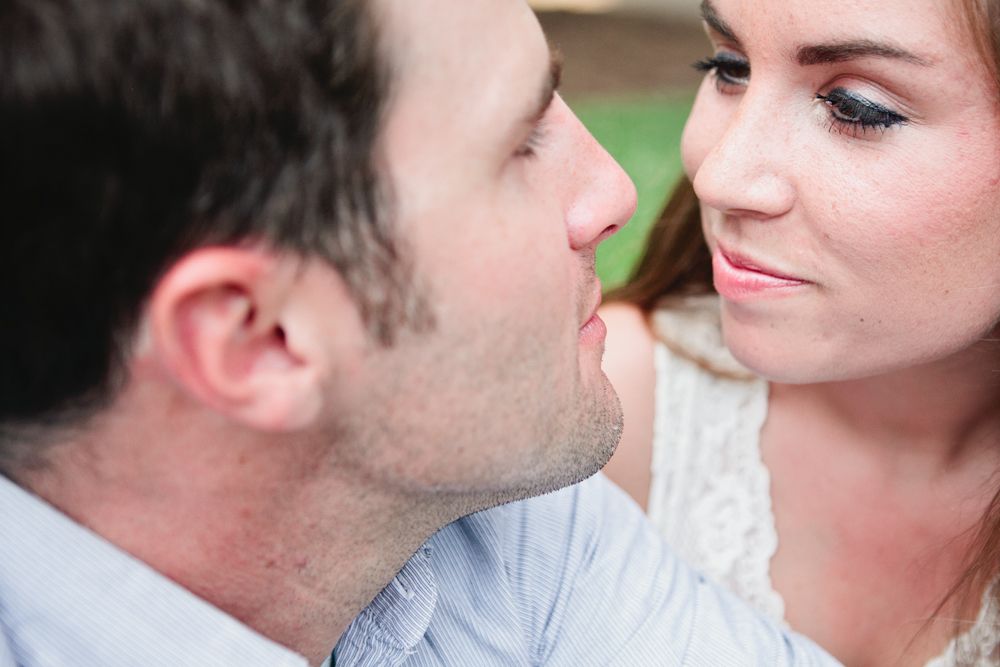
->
xmin=713 ymin=251 xmax=809 ymax=301
xmin=579 ymin=313 xmax=607 ymax=344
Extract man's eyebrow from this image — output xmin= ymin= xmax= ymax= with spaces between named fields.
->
xmin=527 ymin=47 xmax=563 ymax=124
xmin=796 ymin=40 xmax=932 ymax=67
xmin=700 ymin=0 xmax=740 ymax=45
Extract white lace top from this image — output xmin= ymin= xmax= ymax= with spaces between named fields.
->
xmin=646 ymin=296 xmax=999 ymax=667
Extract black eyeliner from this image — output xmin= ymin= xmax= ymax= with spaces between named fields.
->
xmin=816 ymin=87 xmax=908 ymax=130
xmin=692 ymin=52 xmax=749 ymax=72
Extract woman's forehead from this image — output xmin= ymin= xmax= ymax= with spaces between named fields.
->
xmin=702 ymin=0 xmax=960 ymax=61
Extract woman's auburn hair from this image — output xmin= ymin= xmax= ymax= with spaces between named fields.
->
xmin=611 ymin=0 xmax=1000 ymax=650
xmin=605 ymin=175 xmax=709 ymax=311
xmin=937 ymin=0 xmax=1000 ymax=640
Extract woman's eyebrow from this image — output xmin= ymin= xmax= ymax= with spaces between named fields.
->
xmin=700 ymin=0 xmax=932 ymax=69
xmin=700 ymin=0 xmax=740 ymax=45
xmin=796 ymin=39 xmax=933 ymax=66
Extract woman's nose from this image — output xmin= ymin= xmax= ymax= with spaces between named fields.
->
xmin=687 ymin=88 xmax=797 ymax=221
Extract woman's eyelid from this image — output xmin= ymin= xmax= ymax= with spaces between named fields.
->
xmin=708 ymin=47 xmax=750 ymax=69
xmin=693 ymin=49 xmax=751 ymax=92
xmin=814 ymin=85 xmax=911 ymax=137
xmin=703 ymin=27 xmax=746 ymax=58
xmin=696 ymin=44 xmax=920 ymax=130
xmin=819 ymin=77 xmax=918 ymax=122
xmin=704 ymin=47 xmax=916 ymax=115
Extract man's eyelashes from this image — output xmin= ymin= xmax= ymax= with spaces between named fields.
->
xmin=514 ymin=123 xmax=549 ymax=160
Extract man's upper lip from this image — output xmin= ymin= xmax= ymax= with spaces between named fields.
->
xmin=718 ymin=243 xmax=807 ymax=282
xmin=583 ymin=282 xmax=602 ymax=326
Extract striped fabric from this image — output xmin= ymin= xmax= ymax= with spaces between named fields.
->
xmin=0 ymin=475 xmax=307 ymax=667
xmin=0 ymin=473 xmax=841 ymax=666
xmin=334 ymin=473 xmax=841 ymax=666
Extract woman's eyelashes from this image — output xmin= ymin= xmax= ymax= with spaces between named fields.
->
xmin=693 ymin=53 xmax=750 ymax=92
xmin=692 ymin=55 xmax=910 ymax=137
xmin=816 ymin=87 xmax=909 ymax=135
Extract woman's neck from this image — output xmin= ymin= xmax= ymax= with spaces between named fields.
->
xmin=774 ymin=337 xmax=1000 ymax=471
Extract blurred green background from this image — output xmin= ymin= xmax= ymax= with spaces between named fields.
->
xmin=533 ymin=9 xmax=704 ymax=291
xmin=572 ymin=96 xmax=691 ymax=290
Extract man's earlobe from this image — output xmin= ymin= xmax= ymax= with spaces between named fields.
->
xmin=145 ymin=247 xmax=326 ymax=432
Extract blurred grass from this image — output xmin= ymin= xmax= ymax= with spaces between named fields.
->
xmin=570 ymin=94 xmax=693 ymax=291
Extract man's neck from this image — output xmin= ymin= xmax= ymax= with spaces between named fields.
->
xmin=21 ymin=417 xmax=449 ymax=666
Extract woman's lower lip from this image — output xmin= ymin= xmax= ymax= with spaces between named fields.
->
xmin=713 ymin=250 xmax=809 ymax=302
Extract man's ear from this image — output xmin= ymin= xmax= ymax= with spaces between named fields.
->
xmin=145 ymin=246 xmax=350 ymax=432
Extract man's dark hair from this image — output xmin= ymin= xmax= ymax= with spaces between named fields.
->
xmin=0 ymin=0 xmax=413 ymax=471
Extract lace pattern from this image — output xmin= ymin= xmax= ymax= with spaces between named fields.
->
xmin=925 ymin=582 xmax=1000 ymax=667
xmin=645 ymin=296 xmax=999 ymax=665
xmin=646 ymin=298 xmax=785 ymax=623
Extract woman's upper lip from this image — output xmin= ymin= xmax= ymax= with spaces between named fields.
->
xmin=717 ymin=243 xmax=808 ymax=282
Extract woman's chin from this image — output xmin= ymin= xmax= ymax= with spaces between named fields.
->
xmin=719 ymin=317 xmax=851 ymax=385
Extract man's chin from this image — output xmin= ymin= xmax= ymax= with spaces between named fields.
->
xmin=432 ymin=385 xmax=624 ymax=518
xmin=524 ymin=389 xmax=623 ymax=499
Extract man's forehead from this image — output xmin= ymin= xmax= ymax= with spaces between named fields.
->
xmin=377 ymin=0 xmax=549 ymax=115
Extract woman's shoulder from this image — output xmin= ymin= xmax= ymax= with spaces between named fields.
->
xmin=600 ymin=296 xmax=762 ymax=509
xmin=650 ymin=295 xmax=755 ymax=380
xmin=599 ymin=301 xmax=658 ymax=509
xmin=601 ymin=295 xmax=728 ymax=367
xmin=600 ymin=302 xmax=657 ymax=377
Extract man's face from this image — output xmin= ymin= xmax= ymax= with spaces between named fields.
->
xmin=331 ymin=0 xmax=636 ymax=508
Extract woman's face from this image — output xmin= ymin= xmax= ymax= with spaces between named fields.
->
xmin=681 ymin=0 xmax=1000 ymax=383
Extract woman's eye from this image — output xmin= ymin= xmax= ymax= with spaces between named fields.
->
xmin=815 ymin=87 xmax=909 ymax=136
xmin=693 ymin=53 xmax=750 ymax=93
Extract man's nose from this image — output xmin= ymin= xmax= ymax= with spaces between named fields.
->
xmin=689 ymin=89 xmax=796 ymax=220
xmin=557 ymin=99 xmax=638 ymax=251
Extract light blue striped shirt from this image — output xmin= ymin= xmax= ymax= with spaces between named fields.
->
xmin=0 ymin=472 xmax=840 ymax=666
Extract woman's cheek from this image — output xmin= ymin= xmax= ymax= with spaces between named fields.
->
xmin=680 ymin=84 xmax=727 ymax=180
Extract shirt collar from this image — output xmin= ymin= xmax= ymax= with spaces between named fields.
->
xmin=0 ymin=474 xmax=308 ymax=667
xmin=333 ymin=545 xmax=438 ymax=665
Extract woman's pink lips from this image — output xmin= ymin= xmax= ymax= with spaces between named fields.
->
xmin=713 ymin=248 xmax=809 ymax=301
